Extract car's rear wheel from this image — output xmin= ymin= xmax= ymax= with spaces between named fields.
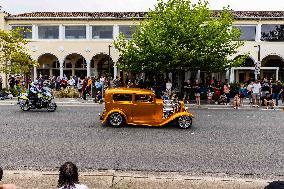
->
xmin=177 ymin=115 xmax=192 ymax=129
xmin=108 ymin=112 xmax=125 ymax=127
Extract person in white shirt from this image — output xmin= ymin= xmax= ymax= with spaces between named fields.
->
xmin=252 ymin=80 xmax=261 ymax=107
xmin=57 ymin=162 xmax=88 ymax=189
xmin=166 ymin=80 xmax=172 ymax=97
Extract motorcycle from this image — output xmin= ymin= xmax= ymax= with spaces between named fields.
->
xmin=18 ymin=87 xmax=57 ymax=112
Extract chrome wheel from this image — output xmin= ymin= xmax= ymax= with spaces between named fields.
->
xmin=19 ymin=99 xmax=30 ymax=111
xmin=178 ymin=115 xmax=192 ymax=129
xmin=109 ymin=112 xmax=124 ymax=127
xmin=47 ymin=102 xmax=57 ymax=112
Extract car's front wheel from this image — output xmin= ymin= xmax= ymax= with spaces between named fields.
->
xmin=177 ymin=115 xmax=192 ymax=129
xmin=108 ymin=112 xmax=125 ymax=127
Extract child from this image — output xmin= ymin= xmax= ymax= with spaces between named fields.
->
xmin=233 ymin=93 xmax=241 ymax=109
xmin=207 ymin=89 xmax=213 ymax=104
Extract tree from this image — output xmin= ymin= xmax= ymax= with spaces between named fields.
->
xmin=114 ymin=0 xmax=245 ymax=75
xmin=0 ymin=28 xmax=37 ymax=85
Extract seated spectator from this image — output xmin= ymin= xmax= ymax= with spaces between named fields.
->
xmin=264 ymin=93 xmax=275 ymax=109
xmin=0 ymin=167 xmax=17 ymax=189
xmin=57 ymin=162 xmax=88 ymax=189
xmin=233 ymin=93 xmax=240 ymax=109
xmin=264 ymin=181 xmax=284 ymax=189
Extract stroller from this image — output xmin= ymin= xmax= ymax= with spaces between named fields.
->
xmin=218 ymin=94 xmax=227 ymax=105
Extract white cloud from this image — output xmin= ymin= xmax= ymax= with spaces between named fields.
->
xmin=1 ymin=0 xmax=284 ymax=14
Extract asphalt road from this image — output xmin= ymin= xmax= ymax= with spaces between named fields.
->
xmin=0 ymin=105 xmax=283 ymax=179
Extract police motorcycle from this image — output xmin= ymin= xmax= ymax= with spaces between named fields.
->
xmin=18 ymin=82 xmax=57 ymax=112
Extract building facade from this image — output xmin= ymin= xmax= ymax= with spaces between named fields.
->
xmin=1 ymin=11 xmax=284 ymax=86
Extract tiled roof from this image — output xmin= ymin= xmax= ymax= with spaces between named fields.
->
xmin=5 ymin=11 xmax=284 ymax=20
xmin=6 ymin=12 xmax=147 ymax=19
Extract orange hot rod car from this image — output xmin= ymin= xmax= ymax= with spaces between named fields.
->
xmin=100 ymin=88 xmax=194 ymax=129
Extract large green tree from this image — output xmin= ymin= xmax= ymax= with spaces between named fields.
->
xmin=114 ymin=0 xmax=244 ymax=75
xmin=0 ymin=28 xmax=36 ymax=79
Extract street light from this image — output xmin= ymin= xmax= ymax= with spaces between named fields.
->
xmin=108 ymin=45 xmax=111 ymax=79
xmin=254 ymin=45 xmax=261 ymax=80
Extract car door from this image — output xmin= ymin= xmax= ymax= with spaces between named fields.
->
xmin=132 ymin=94 xmax=157 ymax=124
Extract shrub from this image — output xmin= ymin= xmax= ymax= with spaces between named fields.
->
xmin=54 ymin=88 xmax=80 ymax=98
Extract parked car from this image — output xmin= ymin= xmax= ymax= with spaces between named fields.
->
xmin=100 ymin=88 xmax=193 ymax=129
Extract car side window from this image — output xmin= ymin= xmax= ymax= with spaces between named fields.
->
xmin=135 ymin=95 xmax=153 ymax=103
xmin=113 ymin=94 xmax=132 ymax=101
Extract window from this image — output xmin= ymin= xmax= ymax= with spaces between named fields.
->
xmin=92 ymin=26 xmax=113 ymax=39
xmin=261 ymin=24 xmax=284 ymax=41
xmin=11 ymin=25 xmax=32 ymax=39
xmin=65 ymin=26 xmax=86 ymax=39
xmin=38 ymin=26 xmax=59 ymax=39
xmin=119 ymin=25 xmax=136 ymax=39
xmin=113 ymin=94 xmax=132 ymax=101
xmin=135 ymin=95 xmax=153 ymax=103
xmin=233 ymin=25 xmax=256 ymax=41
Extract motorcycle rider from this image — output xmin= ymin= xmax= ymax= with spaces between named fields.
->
xmin=28 ymin=81 xmax=42 ymax=107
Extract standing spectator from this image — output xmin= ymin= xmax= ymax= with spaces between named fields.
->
xmin=252 ymin=80 xmax=261 ymax=107
xmin=77 ymin=78 xmax=83 ymax=98
xmin=239 ymin=84 xmax=246 ymax=106
xmin=183 ymin=79 xmax=191 ymax=103
xmin=82 ymin=78 xmax=88 ymax=100
xmin=193 ymin=80 xmax=201 ymax=105
xmin=87 ymin=77 xmax=92 ymax=95
xmin=57 ymin=162 xmax=88 ymax=189
xmin=165 ymin=79 xmax=172 ymax=97
xmin=8 ymin=75 xmax=15 ymax=89
xmin=271 ymin=80 xmax=282 ymax=106
xmin=0 ymin=76 xmax=3 ymax=90
xmin=55 ymin=76 xmax=61 ymax=91
xmin=247 ymin=81 xmax=253 ymax=104
xmin=213 ymin=81 xmax=222 ymax=103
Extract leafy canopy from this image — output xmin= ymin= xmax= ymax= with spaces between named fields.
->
xmin=114 ymin=0 xmax=244 ymax=74
xmin=0 ymin=28 xmax=37 ymax=75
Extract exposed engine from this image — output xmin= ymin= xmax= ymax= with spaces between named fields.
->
xmin=163 ymin=99 xmax=181 ymax=118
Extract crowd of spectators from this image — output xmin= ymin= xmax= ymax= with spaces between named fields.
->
xmin=3 ymin=74 xmax=284 ymax=108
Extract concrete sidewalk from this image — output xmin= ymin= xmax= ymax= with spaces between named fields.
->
xmin=1 ymin=98 xmax=284 ymax=110
xmin=0 ymin=170 xmax=274 ymax=189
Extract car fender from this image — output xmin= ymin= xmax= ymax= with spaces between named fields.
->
xmin=102 ymin=109 xmax=128 ymax=124
xmin=159 ymin=111 xmax=194 ymax=126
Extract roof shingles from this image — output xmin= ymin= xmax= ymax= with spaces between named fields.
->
xmin=5 ymin=11 xmax=284 ymax=20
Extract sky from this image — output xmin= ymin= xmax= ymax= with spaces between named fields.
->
xmin=1 ymin=0 xmax=284 ymax=14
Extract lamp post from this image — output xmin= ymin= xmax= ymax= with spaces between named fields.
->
xmin=108 ymin=45 xmax=111 ymax=79
xmin=254 ymin=45 xmax=261 ymax=80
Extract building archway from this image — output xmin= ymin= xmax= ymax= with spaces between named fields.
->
xmin=37 ymin=53 xmax=59 ymax=79
xmin=262 ymin=55 xmax=284 ymax=81
xmin=91 ymin=53 xmax=114 ymax=78
xmin=64 ymin=53 xmax=87 ymax=79
xmin=233 ymin=55 xmax=255 ymax=82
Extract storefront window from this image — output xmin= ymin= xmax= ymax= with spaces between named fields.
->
xmin=38 ymin=26 xmax=59 ymax=39
xmin=261 ymin=24 xmax=284 ymax=41
xmin=11 ymin=25 xmax=32 ymax=39
xmin=233 ymin=25 xmax=256 ymax=41
xmin=92 ymin=26 xmax=113 ymax=39
xmin=119 ymin=25 xmax=136 ymax=39
xmin=65 ymin=26 xmax=86 ymax=39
